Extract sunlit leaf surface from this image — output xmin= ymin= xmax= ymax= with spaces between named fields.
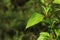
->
xmin=26 ymin=12 xmax=44 ymax=29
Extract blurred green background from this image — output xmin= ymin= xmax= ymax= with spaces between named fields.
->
xmin=0 ymin=0 xmax=41 ymax=40
xmin=0 ymin=0 xmax=60 ymax=40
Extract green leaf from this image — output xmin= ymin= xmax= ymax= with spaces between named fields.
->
xmin=53 ymin=0 xmax=60 ymax=4
xmin=26 ymin=12 xmax=44 ymax=29
xmin=54 ymin=29 xmax=60 ymax=36
xmin=54 ymin=8 xmax=60 ymax=12
xmin=37 ymin=32 xmax=50 ymax=40
xmin=41 ymin=0 xmax=45 ymax=4
xmin=41 ymin=5 xmax=50 ymax=15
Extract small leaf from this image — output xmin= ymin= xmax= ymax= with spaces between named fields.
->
xmin=53 ymin=0 xmax=60 ymax=4
xmin=26 ymin=12 xmax=44 ymax=29
xmin=42 ymin=5 xmax=50 ymax=16
xmin=54 ymin=8 xmax=60 ymax=12
xmin=54 ymin=29 xmax=60 ymax=36
xmin=37 ymin=32 xmax=50 ymax=40
xmin=40 ymin=0 xmax=45 ymax=4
